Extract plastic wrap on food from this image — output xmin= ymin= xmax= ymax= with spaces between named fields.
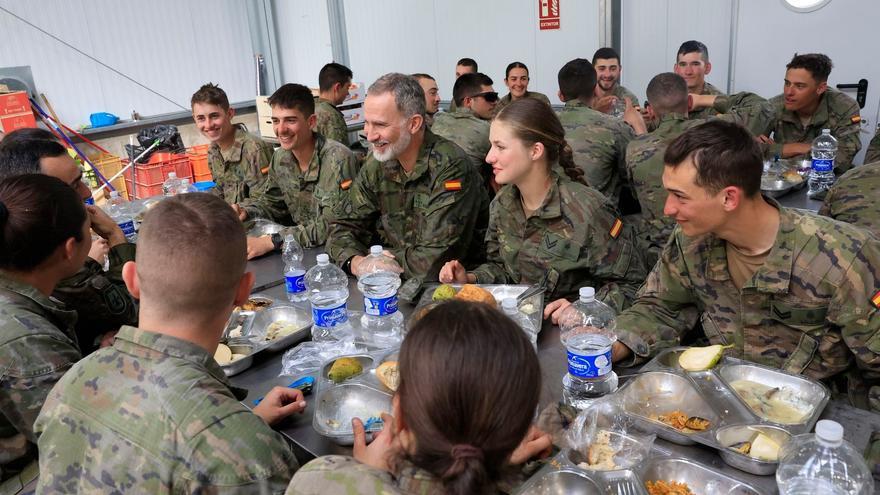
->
xmin=279 ymin=338 xmax=363 ymax=377
xmin=564 ymin=397 xmax=655 ymax=471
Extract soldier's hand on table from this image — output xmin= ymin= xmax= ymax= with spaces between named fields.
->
xmin=231 ymin=203 xmax=248 ymax=221
xmin=439 ymin=260 xmax=470 ymax=283
xmin=509 ymin=425 xmax=552 ymax=465
xmin=782 ymin=142 xmax=812 ymax=158
xmin=246 ymin=235 xmax=275 ymax=260
xmin=353 ymin=413 xmax=398 ymax=472
xmin=252 ymin=386 xmax=307 ymax=426
xmin=611 ymin=341 xmax=633 ymax=363
xmin=543 ymin=298 xmax=572 ymax=325
xmin=88 ymin=237 xmax=109 ymax=263
xmin=87 ymin=205 xmax=127 ymax=246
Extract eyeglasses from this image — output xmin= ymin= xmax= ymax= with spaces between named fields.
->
xmin=469 ymin=91 xmax=499 ymax=103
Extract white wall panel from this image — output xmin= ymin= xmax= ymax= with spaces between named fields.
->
xmin=621 ymin=0 xmax=732 ymax=104
xmin=0 ymin=0 xmax=254 ymax=127
xmin=272 ymin=1 xmax=333 ymax=87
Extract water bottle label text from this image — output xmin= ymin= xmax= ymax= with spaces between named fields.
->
xmin=285 ymin=274 xmax=306 ymax=294
xmin=312 ymin=303 xmax=348 ymax=327
xmin=118 ymin=220 xmax=136 ymax=239
xmin=567 ymin=349 xmax=612 ymax=378
xmin=363 ymin=295 xmax=398 ymax=316
xmin=811 ymin=158 xmax=834 ymax=172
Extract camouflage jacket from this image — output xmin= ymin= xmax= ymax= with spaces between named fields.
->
xmin=495 ymin=91 xmax=553 ymax=114
xmin=764 ymin=89 xmax=861 ymax=174
xmin=865 ymin=127 xmax=880 ymax=164
xmin=315 ymin=98 xmax=349 ymax=146
xmin=34 ymin=326 xmax=297 ymax=494
xmin=0 ymin=275 xmax=80 ymax=483
xmin=615 ymin=203 xmax=880 ymax=386
xmin=327 ymin=129 xmax=489 ymax=301
xmin=207 ymin=126 xmax=274 ymax=205
xmin=558 ymin=99 xmax=634 ymax=206
xmin=819 ymin=161 xmax=880 ymax=239
xmin=285 ymin=455 xmax=445 ymax=495
xmin=429 ymin=107 xmax=490 ymax=174
xmin=612 ymin=84 xmax=640 ymax=106
xmin=244 ymin=133 xmax=360 ymax=248
xmin=470 ymin=173 xmax=646 ymax=311
xmin=687 ymin=81 xmax=725 ymax=120
xmin=52 ymin=242 xmax=137 ymax=352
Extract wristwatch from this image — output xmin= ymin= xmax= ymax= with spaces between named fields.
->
xmin=343 ymin=256 xmax=354 ymax=275
xmin=270 ymin=233 xmax=283 ymax=251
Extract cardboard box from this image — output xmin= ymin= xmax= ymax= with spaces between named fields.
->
xmin=342 ymin=82 xmax=366 ymax=106
xmin=255 ymin=95 xmax=275 ymax=139
xmin=0 ymin=91 xmax=30 ymax=116
xmin=340 ymin=104 xmax=365 ymax=126
xmin=0 ymin=111 xmax=37 ymax=133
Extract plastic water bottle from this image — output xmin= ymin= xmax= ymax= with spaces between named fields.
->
xmin=777 ymin=420 xmax=873 ymax=495
xmin=306 ymin=253 xmax=351 ymax=341
xmin=162 ymin=172 xmax=180 ymax=196
xmin=502 ymin=298 xmax=537 ymax=350
xmin=807 ymin=129 xmax=837 ymax=199
xmin=558 ymin=287 xmax=619 ymax=410
xmin=356 ymin=246 xmax=404 ymax=341
xmin=107 ymin=191 xmax=137 ymax=242
xmin=176 ymin=177 xmax=197 ymax=194
xmin=282 ymin=235 xmax=306 ymax=303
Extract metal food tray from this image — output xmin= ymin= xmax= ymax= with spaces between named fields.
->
xmin=416 ymin=284 xmax=545 ymax=331
xmin=217 ymin=339 xmax=256 ymax=377
xmin=628 ymin=347 xmax=830 ymax=475
xmin=250 ymin=304 xmax=313 ymax=352
xmin=311 ymin=348 xmax=399 ymax=445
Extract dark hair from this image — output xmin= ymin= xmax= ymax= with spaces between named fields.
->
xmin=318 ymin=62 xmax=353 ymax=92
xmin=456 ymin=58 xmax=478 ymax=71
xmin=677 ymin=40 xmax=709 ymax=62
xmin=0 ymin=139 xmax=68 ymax=180
xmin=267 ymin=83 xmax=316 ymax=116
xmin=558 ymin=58 xmax=597 ymax=101
xmin=495 ymin=98 xmax=588 ymax=186
xmin=505 ymin=62 xmax=529 ymax=79
xmin=411 ymin=73 xmax=436 ymax=82
xmin=0 ymin=127 xmax=58 ymax=145
xmin=398 ymin=300 xmax=540 ymax=495
xmin=452 ymin=72 xmax=494 ymax=106
xmin=664 ymin=120 xmax=762 ymax=197
xmin=0 ymin=174 xmax=86 ymax=271
xmin=646 ymin=72 xmax=689 ymax=115
xmin=190 ymin=83 xmax=230 ymax=110
xmin=786 ymin=53 xmax=833 ymax=83
xmin=592 ymin=47 xmax=620 ymax=65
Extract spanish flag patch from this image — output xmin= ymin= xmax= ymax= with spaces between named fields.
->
xmin=444 ymin=179 xmax=462 ymax=191
xmin=609 ymin=218 xmax=623 ymax=239
xmin=852 ymin=115 xmax=862 ymax=124
xmin=340 ymin=179 xmax=353 ymax=190
xmin=872 ymin=289 xmax=880 ymax=308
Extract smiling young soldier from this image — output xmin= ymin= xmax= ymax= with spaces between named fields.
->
xmin=238 ymin=83 xmax=359 ymax=258
xmin=673 ymin=41 xmax=726 ymax=120
xmin=757 ymin=53 xmax=861 ymax=174
xmin=591 ymin=47 xmax=640 ymax=115
xmin=601 ymin=121 xmax=880 ymax=416
xmin=192 ymin=83 xmax=274 ymax=206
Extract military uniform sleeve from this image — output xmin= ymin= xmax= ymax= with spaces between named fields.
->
xmin=581 ymin=210 xmax=648 ymax=313
xmin=317 ymin=104 xmax=350 ymax=147
xmin=830 ymin=100 xmax=862 ymax=174
xmin=326 ymin=164 xmax=381 ymax=266
xmin=386 ymin=156 xmax=485 ymax=282
xmin=715 ymin=92 xmax=776 ymax=137
xmin=865 ymin=128 xmax=880 ymax=164
xmin=285 ymin=455 xmax=401 ymax=495
xmin=831 ymin=237 xmax=880 ymax=373
xmin=0 ymin=332 xmax=81 ymax=442
xmin=241 ymin=138 xmax=274 ymax=197
xmin=615 ymin=229 xmax=701 ymax=366
xmin=286 ymin=148 xmax=360 ymax=248
xmin=470 ymin=199 xmax=514 ymax=284
xmin=241 ymin=152 xmax=294 ymax=223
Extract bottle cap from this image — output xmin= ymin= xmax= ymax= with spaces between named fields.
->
xmin=316 ymin=253 xmax=329 ymax=264
xmin=821 ymin=128 xmax=831 ymax=134
xmin=501 ymin=298 xmax=517 ymax=311
xmin=579 ymin=287 xmax=596 ymax=301
xmin=168 ymin=172 xmax=177 ymax=179
xmin=370 ymin=245 xmax=383 ymax=255
xmin=109 ymin=190 xmax=119 ymax=198
xmin=815 ymin=419 xmax=843 ymax=445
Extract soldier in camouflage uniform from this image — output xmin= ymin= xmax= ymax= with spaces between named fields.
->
xmin=591 ymin=47 xmax=641 ymax=114
xmin=35 ymin=193 xmax=304 ymax=493
xmin=673 ymin=40 xmax=726 ymax=121
xmin=613 ymin=122 xmax=880 ymax=415
xmin=819 ymin=161 xmax=880 ymax=239
xmin=327 ymin=73 xmax=489 ymax=302
xmin=314 ymin=62 xmax=354 ymax=146
xmin=413 ymin=73 xmax=441 ymax=128
xmin=557 ymin=58 xmax=635 ymax=208
xmin=430 ymin=72 xmax=496 ymax=182
xmin=757 ymin=53 xmax=861 ymax=174
xmin=192 ymin=83 xmax=274 ymax=206
xmin=495 ymin=62 xmax=553 ymax=115
xmin=0 ymin=175 xmax=86 ymax=491
xmin=626 ymin=73 xmax=774 ymax=267
xmin=240 ymin=84 xmax=359 ymax=257
xmin=865 ymin=127 xmax=880 ymax=164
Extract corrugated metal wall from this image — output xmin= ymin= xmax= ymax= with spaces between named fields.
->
xmin=0 ymin=0 xmax=254 ymax=127
xmin=272 ymin=1 xmax=333 ymax=88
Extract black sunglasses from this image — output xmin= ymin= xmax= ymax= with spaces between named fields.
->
xmin=469 ymin=91 xmax=499 ymax=103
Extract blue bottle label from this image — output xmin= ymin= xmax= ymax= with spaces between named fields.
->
xmin=312 ymin=303 xmax=348 ymax=327
xmin=363 ymin=295 xmax=398 ymax=316
xmin=567 ymin=349 xmax=612 ymax=378
xmin=285 ymin=274 xmax=306 ymax=294
xmin=118 ymin=220 xmax=136 ymax=239
xmin=811 ymin=158 xmax=833 ymax=172
xmin=84 ymin=197 xmax=95 ymax=205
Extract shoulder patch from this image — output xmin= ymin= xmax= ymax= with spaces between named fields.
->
xmin=340 ymin=179 xmax=352 ymax=190
xmin=852 ymin=115 xmax=862 ymax=124
xmin=444 ymin=179 xmax=462 ymax=191
xmin=609 ymin=218 xmax=623 ymax=239
xmin=260 ymin=166 xmax=270 ymax=175
xmin=872 ymin=289 xmax=880 ymax=308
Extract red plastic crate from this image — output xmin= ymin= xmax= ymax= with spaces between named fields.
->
xmin=123 ymin=153 xmax=193 ymax=199
xmin=187 ymin=144 xmax=212 ymax=182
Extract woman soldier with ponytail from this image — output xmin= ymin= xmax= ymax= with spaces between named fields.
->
xmin=440 ymin=97 xmax=647 ymax=315
xmin=286 ymin=300 xmax=551 ymax=495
